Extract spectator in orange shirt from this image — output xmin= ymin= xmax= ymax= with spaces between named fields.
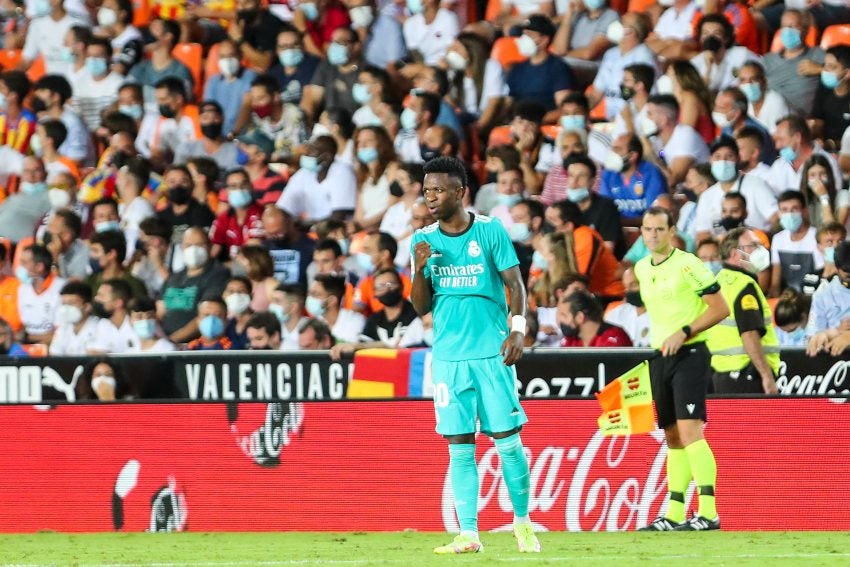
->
xmin=0 ymin=244 xmax=22 ymax=334
xmin=545 ymin=199 xmax=625 ymax=303
xmin=353 ymin=230 xmax=411 ymax=316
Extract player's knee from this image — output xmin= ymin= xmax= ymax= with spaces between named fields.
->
xmin=664 ymin=425 xmax=683 ymax=448
xmin=676 ymin=419 xmax=705 ymax=447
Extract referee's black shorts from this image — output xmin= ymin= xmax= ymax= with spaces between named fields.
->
xmin=712 ymin=363 xmax=770 ymax=394
xmin=649 ymin=342 xmax=711 ymax=429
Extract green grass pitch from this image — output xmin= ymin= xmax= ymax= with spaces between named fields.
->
xmin=2 ymin=531 xmax=850 ymax=566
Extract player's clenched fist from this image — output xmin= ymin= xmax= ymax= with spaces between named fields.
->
xmin=414 ymin=241 xmax=432 ymax=272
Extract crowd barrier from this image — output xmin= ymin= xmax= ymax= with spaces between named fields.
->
xmin=0 ymin=348 xmax=847 ymax=403
xmin=0 ymin=398 xmax=847 ymax=533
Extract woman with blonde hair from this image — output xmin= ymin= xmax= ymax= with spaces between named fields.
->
xmin=234 ymin=244 xmax=279 ymax=312
xmin=531 ymin=231 xmax=579 ymax=308
xmin=352 ymin=125 xmax=399 ymax=232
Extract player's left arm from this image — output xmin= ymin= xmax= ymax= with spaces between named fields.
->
xmin=500 ymin=265 xmax=527 ymax=366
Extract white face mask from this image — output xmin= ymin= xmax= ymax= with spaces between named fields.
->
xmin=711 ymin=110 xmax=733 ymax=129
xmin=639 ymin=113 xmax=658 ymax=137
xmin=183 ymin=245 xmax=208 ymax=269
xmin=218 ymin=57 xmax=240 ymax=77
xmin=91 ymin=374 xmax=117 ymax=394
xmin=606 ymin=21 xmax=625 ymax=44
xmin=349 ymin=5 xmax=374 ymax=28
xmin=225 ymin=292 xmax=251 ymax=315
xmin=655 ymin=74 xmax=675 ymax=95
xmin=743 ymin=246 xmax=770 ymax=273
xmin=57 ymin=304 xmax=83 ymax=325
xmin=311 ymin=122 xmax=331 ymax=139
xmin=603 ymin=151 xmax=625 ymax=172
xmin=445 ymin=50 xmax=468 ymax=71
xmin=48 ymin=188 xmax=71 ymax=210
xmin=515 ymin=34 xmax=538 ymax=58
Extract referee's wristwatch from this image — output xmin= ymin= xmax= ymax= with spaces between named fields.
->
xmin=681 ymin=325 xmax=692 ymax=339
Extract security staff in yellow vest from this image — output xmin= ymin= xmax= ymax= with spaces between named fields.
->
xmin=707 ymin=227 xmax=780 ymax=394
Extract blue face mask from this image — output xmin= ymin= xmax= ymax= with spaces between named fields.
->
xmin=89 ymin=257 xmax=104 ymax=274
xmin=509 ymin=222 xmax=531 ymax=242
xmin=199 ymin=315 xmax=225 ymax=339
xmin=228 ymin=189 xmax=253 ymax=209
xmin=583 ymin=0 xmax=605 ymax=9
xmin=710 ymin=160 xmax=738 ymax=183
xmin=300 ymin=1 xmax=319 ymax=20
xmin=119 ymin=104 xmax=143 ymax=121
xmin=352 ymin=83 xmax=372 ymax=105
xmin=496 ymin=193 xmax=522 ymax=208
xmin=15 ymin=265 xmax=32 ymax=285
xmin=532 ymin=250 xmax=548 ymax=270
xmin=85 ymin=57 xmax=109 ymax=77
xmin=567 ymin=187 xmax=590 ymax=203
xmin=278 ymin=48 xmax=304 ymax=68
xmin=821 ymin=70 xmax=841 ymax=89
xmin=327 ymin=42 xmax=349 ymax=66
xmin=779 ymin=27 xmax=802 ymax=50
xmin=739 ymin=82 xmax=762 ymax=103
xmin=824 ymin=246 xmax=836 ymax=263
xmin=780 ymin=211 xmax=804 ymax=232
xmin=299 ymin=155 xmax=322 ymax=172
xmin=34 ymin=0 xmax=50 ymax=17
xmin=779 ymin=145 xmax=797 ymax=163
xmin=355 ymin=252 xmax=374 ymax=273
xmin=400 ymin=107 xmax=417 ymax=130
xmin=269 ymin=303 xmax=290 ymax=324
xmin=704 ymin=260 xmax=722 ymax=275
xmin=59 ymin=46 xmax=76 ymax=62
xmin=559 ymin=114 xmax=586 ymax=132
xmin=236 ymin=148 xmax=249 ymax=166
xmin=786 ymin=326 xmax=807 ymax=344
xmin=406 ymin=0 xmax=424 ymax=13
xmin=133 ymin=319 xmax=156 ymax=340
xmin=20 ymin=181 xmax=48 ymax=195
xmin=357 ymin=147 xmax=379 ymax=164
xmin=95 ymin=220 xmax=121 ymax=233
xmin=306 ymin=295 xmax=326 ymax=318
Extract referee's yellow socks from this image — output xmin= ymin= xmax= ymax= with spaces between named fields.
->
xmin=665 ymin=448 xmax=691 ymax=523
xmin=685 ymin=439 xmax=717 ymax=519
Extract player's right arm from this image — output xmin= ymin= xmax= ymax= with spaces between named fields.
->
xmin=411 ymin=240 xmax=434 ymax=316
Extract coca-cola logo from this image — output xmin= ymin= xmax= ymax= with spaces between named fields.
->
xmin=442 ymin=431 xmax=691 ymax=532
xmin=230 ymin=402 xmax=305 ymax=466
xmin=775 ymin=360 xmax=850 ymax=401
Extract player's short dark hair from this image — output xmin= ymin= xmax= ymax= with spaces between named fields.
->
xmin=25 ymin=244 xmax=53 ymax=274
xmin=139 ymin=216 xmax=172 ymax=241
xmin=155 ymin=76 xmax=186 ymax=99
xmin=34 ymin=75 xmax=72 ymax=105
xmin=91 ymin=229 xmax=127 ymax=262
xmin=128 ymin=296 xmax=156 ymax=313
xmin=778 ymin=189 xmax=805 ymax=208
xmin=246 ymin=311 xmax=282 ymax=336
xmin=40 ymin=119 xmax=67 ymax=148
xmin=624 ymin=63 xmax=655 ymax=91
xmin=643 ymin=205 xmax=675 ymax=228
xmin=54 ymin=208 xmax=82 ymax=239
xmin=102 ymin=278 xmax=133 ymax=305
xmin=549 ymin=200 xmax=584 ymax=228
xmin=563 ymin=290 xmax=603 ymax=323
xmin=709 ymin=135 xmax=739 ymax=157
xmin=563 ymin=154 xmax=597 ymax=179
xmin=723 ymin=191 xmax=747 ymax=210
xmin=314 ymin=238 xmax=342 ymax=258
xmin=423 ymin=156 xmax=468 ymax=188
xmin=315 ymin=274 xmax=346 ymax=302
xmin=60 ymin=281 xmax=93 ymax=303
xmin=372 ymin=231 xmax=398 ymax=261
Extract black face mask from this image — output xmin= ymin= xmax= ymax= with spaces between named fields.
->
xmin=31 ymin=97 xmax=47 ymax=113
xmin=560 ymin=323 xmax=579 ymax=338
xmin=159 ymin=104 xmax=177 ymax=119
xmin=680 ymin=187 xmax=697 ymax=202
xmin=168 ymin=185 xmax=192 ymax=205
xmin=620 ymin=84 xmax=635 ymax=100
xmin=89 ymin=257 xmax=104 ymax=275
xmin=718 ymin=216 xmax=744 ymax=231
xmin=92 ymin=301 xmax=112 ymax=319
xmin=389 ymin=181 xmax=404 ymax=198
xmin=420 ymin=145 xmax=440 ymax=162
xmin=200 ymin=122 xmax=223 ymax=140
xmin=376 ymin=290 xmax=403 ymax=307
xmin=625 ymin=290 xmax=644 ymax=308
xmin=136 ymin=240 xmax=148 ymax=254
xmin=702 ymin=35 xmax=724 ymax=53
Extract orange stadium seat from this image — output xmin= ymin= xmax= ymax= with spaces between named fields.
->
xmin=204 ymin=41 xmax=222 ymax=85
xmin=627 ymin=0 xmax=656 ymax=14
xmin=172 ymin=42 xmax=203 ymax=100
xmin=132 ymin=0 xmax=153 ymax=28
xmin=770 ymin=25 xmax=817 ymax=53
xmin=820 ymin=24 xmax=850 ymax=49
xmin=25 ymin=56 xmax=45 ymax=82
xmin=491 ymin=36 xmax=528 ymax=70
xmin=0 ymin=49 xmax=22 ymax=71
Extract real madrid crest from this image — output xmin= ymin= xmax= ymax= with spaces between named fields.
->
xmin=468 ymin=240 xmax=481 ymax=257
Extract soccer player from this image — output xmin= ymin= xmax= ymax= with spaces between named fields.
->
xmin=411 ymin=157 xmax=539 ymax=554
xmin=635 ymin=206 xmax=730 ymax=531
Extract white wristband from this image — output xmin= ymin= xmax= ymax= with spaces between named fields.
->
xmin=511 ymin=315 xmax=527 ymax=335
xmin=819 ymin=194 xmax=830 ymax=206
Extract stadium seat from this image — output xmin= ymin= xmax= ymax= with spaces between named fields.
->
xmin=487 ymin=124 xmax=512 ymax=147
xmin=204 ymin=41 xmax=222 ymax=85
xmin=485 ymin=0 xmax=513 ymax=22
xmin=0 ymin=49 xmax=22 ymax=71
xmin=770 ymin=25 xmax=818 ymax=53
xmin=172 ymin=43 xmax=203 ymax=101
xmin=541 ymin=124 xmax=560 ymax=140
xmin=25 ymin=56 xmax=45 ymax=82
xmin=627 ymin=0 xmax=656 ymax=14
xmin=820 ymin=24 xmax=850 ymax=49
xmin=132 ymin=0 xmax=153 ymax=28
xmin=491 ymin=37 xmax=527 ymax=70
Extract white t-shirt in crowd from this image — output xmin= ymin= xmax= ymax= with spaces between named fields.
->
xmin=359 ymin=172 xmax=392 ymax=221
xmin=49 ymin=316 xmax=100 ymax=355
xmin=744 ymin=162 xmax=772 ymax=186
xmin=89 ymin=316 xmax=139 ymax=354
xmin=72 ymin=72 xmax=125 ymax=131
xmin=766 ymin=146 xmax=842 ymax=196
xmin=277 ymin=159 xmax=358 ymax=223
xmin=536 ymin=305 xmax=563 ymax=346
xmin=693 ymin=174 xmax=778 ymax=234
xmin=18 ymin=277 xmax=66 ymax=337
xmin=402 ymin=8 xmax=459 ymax=65
xmin=654 ymin=2 xmax=699 ymax=40
xmin=691 ymin=46 xmax=761 ymax=92
xmin=380 ymin=200 xmax=415 ymax=267
xmin=394 ymin=129 xmax=424 ymax=163
xmin=770 ymin=226 xmax=823 ymax=268
xmin=281 ymin=316 xmax=310 ymax=351
xmin=22 ymin=13 xmax=83 ymax=76
xmin=593 ymin=44 xmax=658 ymax=120
xmin=120 ymin=195 xmax=156 ymax=255
xmin=750 ymin=89 xmax=789 ymax=135
xmin=126 ymin=337 xmax=177 ymax=353
xmin=330 ymin=309 xmax=367 ymax=344
xmin=458 ymin=58 xmax=508 ymax=116
xmin=136 ymin=114 xmax=198 ymax=158
xmin=653 ymin=124 xmax=710 ymax=165
xmin=604 ymin=303 xmax=651 ymax=347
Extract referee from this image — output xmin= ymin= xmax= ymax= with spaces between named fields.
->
xmin=634 ymin=206 xmax=730 ymax=531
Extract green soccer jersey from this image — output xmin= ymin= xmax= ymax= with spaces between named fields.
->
xmin=411 ymin=213 xmax=520 ymax=361
xmin=634 ymin=247 xmax=718 ymax=349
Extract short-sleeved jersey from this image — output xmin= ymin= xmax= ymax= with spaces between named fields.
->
xmin=411 ymin=213 xmax=519 ymax=361
xmin=634 ymin=248 xmax=718 ymax=349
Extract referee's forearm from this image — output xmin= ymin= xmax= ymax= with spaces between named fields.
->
xmin=741 ymin=330 xmax=774 ymax=379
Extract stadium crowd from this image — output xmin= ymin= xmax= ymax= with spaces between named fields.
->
xmin=0 ymin=0 xmax=849 ymax=386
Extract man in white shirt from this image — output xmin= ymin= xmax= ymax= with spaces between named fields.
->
xmin=694 ymin=136 xmax=778 ymax=241
xmin=736 ymin=61 xmax=789 ymax=136
xmin=770 ymin=190 xmax=823 ymax=296
xmin=116 ymin=156 xmax=155 ymax=254
xmin=89 ymin=278 xmax=139 ymax=354
xmin=402 ymin=0 xmax=459 ymax=66
xmin=270 ymin=283 xmax=310 ymax=350
xmin=690 ymin=14 xmax=761 ymax=92
xmin=642 ymin=94 xmax=710 ymax=186
xmin=735 ymin=126 xmax=773 ymax=185
xmin=22 ymin=0 xmax=87 ymax=76
xmin=17 ymin=243 xmax=66 ymax=344
xmin=604 ymin=267 xmax=651 ymax=347
xmin=768 ymin=114 xmax=842 ymax=196
xmin=307 ymin=273 xmax=365 ymax=344
xmin=646 ymin=0 xmax=699 ymax=57
xmin=394 ymin=90 xmax=441 ymax=163
xmin=587 ymin=12 xmax=658 ymax=121
xmin=276 ymin=136 xmax=357 ymax=224
xmin=50 ymin=281 xmax=100 ymax=355
xmin=72 ymin=37 xmax=125 ymax=132
xmin=136 ymin=77 xmax=199 ymax=161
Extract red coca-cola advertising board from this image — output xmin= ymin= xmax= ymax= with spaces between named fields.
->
xmin=0 ymin=399 xmax=847 ymax=533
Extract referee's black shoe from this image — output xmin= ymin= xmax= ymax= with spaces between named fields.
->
xmin=638 ymin=516 xmax=681 ymax=531
xmin=673 ymin=515 xmax=721 ymax=531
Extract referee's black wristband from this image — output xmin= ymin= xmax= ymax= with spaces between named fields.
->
xmin=681 ymin=325 xmax=692 ymax=339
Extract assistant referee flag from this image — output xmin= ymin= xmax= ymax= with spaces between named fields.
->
xmin=595 ymin=361 xmax=655 ymax=436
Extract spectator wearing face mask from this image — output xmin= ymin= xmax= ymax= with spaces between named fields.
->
xmin=508 ymin=198 xmax=544 ymax=285
xmin=16 ymin=243 xmax=66 ymax=344
xmin=202 ymin=40 xmax=257 ymax=137
xmin=346 ymin=0 xmax=406 ymax=69
xmin=353 ymin=231 xmax=412 ymax=315
xmin=174 ymin=101 xmax=241 ymax=170
xmin=768 ymin=115 xmax=842 ymax=198
xmin=604 ymin=267 xmax=650 ymax=347
xmin=221 ymin=275 xmax=254 ymax=350
xmin=736 ymin=61 xmax=789 ymax=137
xmin=95 ymin=0 xmax=143 ymax=52
xmin=131 ymin=216 xmax=173 ymax=297
xmin=806 ymin=241 xmax=850 ymax=357
xmin=127 ymin=19 xmax=194 ymax=108
xmin=210 ymin=168 xmax=265 ymax=261
xmin=246 ymin=311 xmax=282 ymax=350
xmin=87 ymin=229 xmax=147 ymax=299
xmin=557 ymin=290 xmax=632 ymax=347
xmin=690 ymin=14 xmax=760 ymax=93
xmin=233 ymin=244 xmax=279 ymax=313
xmin=307 ymin=273 xmax=365 ymax=343
xmin=539 ymin=129 xmax=586 ymax=206
xmin=72 ymin=37 xmax=124 ymax=132
xmin=44 ymin=209 xmax=88 ymax=279
xmin=599 ymin=133 xmax=667 ymax=223
xmin=710 ymin=192 xmax=771 ymax=253
xmin=269 ymin=28 xmax=320 ymax=106
xmin=799 ymin=154 xmax=850 ymax=229
xmin=158 ymin=227 xmax=231 ymax=343
xmin=380 ymin=163 xmax=425 ymax=269
xmin=248 ymin=74 xmax=307 ymax=160
xmin=564 ymin=154 xmax=624 ymax=256
xmin=770 ymin=190 xmax=822 ymax=297
xmin=50 ymin=281 xmax=99 ymax=355
xmin=353 ymin=125 xmax=399 ymax=232
xmin=157 ymin=165 xmax=216 ymax=272
xmin=87 ymin=278 xmax=138 ymax=353
xmin=136 ymin=77 xmax=199 ymax=164
xmin=33 ymin=120 xmax=80 ymax=185
xmin=233 ymin=129 xmax=287 ymax=204
xmin=712 ymin=87 xmax=775 ymax=165
xmin=734 ymin=126 xmax=772 ymax=184
xmin=801 ymin=222 xmax=846 ymax=296
xmin=291 ymin=0 xmax=351 ymax=58
xmin=488 ymin=167 xmax=525 ymax=230
xmin=187 ymin=296 xmax=233 ymax=350
xmin=302 ymin=26 xmax=363 ymax=120
xmin=402 ymin=0 xmax=458 ymax=66
xmin=696 ymin=238 xmax=721 ymax=276
xmin=127 ymin=296 xmax=176 ymax=352
xmin=394 ymin=90 xmax=441 ymax=164
xmin=269 ymin=283 xmax=309 ymax=350
xmin=773 ymin=288 xmax=810 ymax=346
xmin=115 ymin=155 xmax=155 ymax=253
xmin=261 ymin=206 xmax=315 ymax=289
xmin=76 ymin=359 xmax=133 ymax=401
xmin=641 ymin=94 xmax=710 ymax=187
xmin=0 ymin=156 xmax=51 ymax=243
